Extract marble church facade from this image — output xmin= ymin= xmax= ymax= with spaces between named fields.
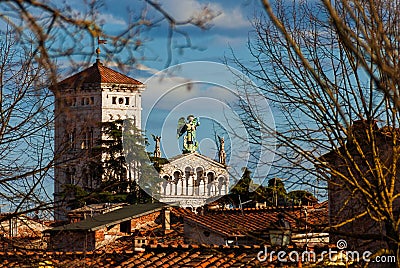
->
xmin=158 ymin=152 xmax=229 ymax=209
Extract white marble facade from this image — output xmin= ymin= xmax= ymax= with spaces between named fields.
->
xmin=158 ymin=152 xmax=229 ymax=209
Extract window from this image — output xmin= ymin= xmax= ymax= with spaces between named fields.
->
xmin=69 ymin=129 xmax=76 ymax=149
xmin=120 ymin=220 xmax=131 ymax=233
xmin=89 ymin=127 xmax=94 ymax=149
xmin=112 ymin=96 xmax=117 ymax=104
xmin=90 ymin=97 xmax=94 ymax=105
xmin=65 ymin=167 xmax=76 ymax=185
xmin=67 ymin=97 xmax=77 ymax=106
xmin=81 ymin=131 xmax=88 ymax=149
xmin=125 ymin=97 xmax=129 ymax=105
xmin=118 ymin=97 xmax=124 ymax=104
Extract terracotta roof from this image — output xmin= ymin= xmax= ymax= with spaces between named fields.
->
xmin=184 ymin=204 xmax=328 ymax=237
xmin=55 ymin=60 xmax=143 ymax=88
xmin=0 ymin=245 xmax=271 ymax=268
xmin=46 ymin=203 xmax=167 ymax=232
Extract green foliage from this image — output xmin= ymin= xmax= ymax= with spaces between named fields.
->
xmin=265 ymin=178 xmax=287 ymax=206
xmin=230 ymin=168 xmax=264 ymax=206
xmin=287 ymin=190 xmax=317 ymax=206
xmin=98 ymin=119 xmax=127 ymax=193
xmin=231 ymin=167 xmax=252 ymax=196
xmin=229 ymin=170 xmax=318 ymax=208
xmin=229 ymin=170 xmax=303 ymax=207
xmin=60 ymin=184 xmax=89 ymax=210
xmin=64 ymin=119 xmax=160 ymax=207
xmin=149 ymin=156 xmax=169 ymax=172
xmin=123 ymin=118 xmax=160 ymax=202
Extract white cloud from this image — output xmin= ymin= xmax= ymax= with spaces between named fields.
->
xmin=136 ymin=64 xmax=160 ymax=75
xmin=212 ymin=7 xmax=250 ymax=29
xmin=159 ymin=0 xmax=250 ymax=29
xmin=98 ymin=13 xmax=126 ymax=26
xmin=212 ymin=35 xmax=248 ymax=46
xmin=159 ymin=0 xmax=206 ymax=21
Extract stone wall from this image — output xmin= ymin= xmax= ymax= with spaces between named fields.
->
xmin=327 ymin=123 xmax=397 ymax=254
xmin=48 ymin=231 xmax=96 ymax=251
xmin=130 ymin=211 xmax=161 ymax=230
xmin=183 ymin=221 xmax=226 ymax=245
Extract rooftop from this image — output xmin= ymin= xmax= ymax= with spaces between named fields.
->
xmin=184 ymin=203 xmax=328 ymax=237
xmin=46 ymin=203 xmax=167 ymax=232
xmin=54 ymin=60 xmax=143 ymax=88
xmin=0 ymin=245 xmax=270 ymax=268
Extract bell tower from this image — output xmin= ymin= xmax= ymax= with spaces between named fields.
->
xmin=51 ymin=60 xmax=145 ymax=220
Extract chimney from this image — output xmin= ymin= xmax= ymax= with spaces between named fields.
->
xmin=162 ymin=207 xmax=171 ymax=233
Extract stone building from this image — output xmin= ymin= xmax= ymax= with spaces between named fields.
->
xmin=156 ymin=116 xmax=230 ymax=210
xmin=45 ymin=203 xmax=166 ymax=251
xmin=183 ymin=203 xmax=328 ymax=246
xmin=51 ymin=60 xmax=145 ymax=220
xmin=158 ymin=152 xmax=229 ymax=209
xmin=321 ymin=120 xmax=398 ymax=255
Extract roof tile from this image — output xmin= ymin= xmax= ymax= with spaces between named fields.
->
xmin=55 ymin=60 xmax=143 ymax=88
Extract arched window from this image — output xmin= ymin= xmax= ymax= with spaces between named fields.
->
xmin=81 ymin=130 xmax=87 ymax=149
xmin=207 ymin=172 xmax=215 ymax=184
xmin=65 ymin=167 xmax=75 ymax=185
xmin=82 ymin=167 xmax=89 ymax=188
xmin=69 ymin=128 xmax=76 ymax=149
xmin=196 ymin=167 xmax=204 ymax=181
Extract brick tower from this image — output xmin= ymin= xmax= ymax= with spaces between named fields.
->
xmin=51 ymin=60 xmax=145 ymax=220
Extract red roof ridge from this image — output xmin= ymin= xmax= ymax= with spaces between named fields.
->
xmin=54 ymin=60 xmax=144 ymax=88
xmin=2 ymin=245 xmax=265 ymax=258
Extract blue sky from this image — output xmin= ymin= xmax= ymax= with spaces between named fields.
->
xmin=82 ymin=0 xmax=274 ymax=184
xmin=96 ymin=0 xmax=258 ymax=69
xmin=0 ymin=1 xmax=326 ymax=214
xmin=52 ymin=1 xmax=316 ymax=191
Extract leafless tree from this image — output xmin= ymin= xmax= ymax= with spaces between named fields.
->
xmin=0 ymin=0 xmax=218 ymax=249
xmin=0 ymin=28 xmax=54 ymax=238
xmin=0 ymin=0 xmax=219 ymax=82
xmin=232 ymin=0 xmax=400 ymax=265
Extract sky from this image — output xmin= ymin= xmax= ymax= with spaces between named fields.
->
xmin=97 ymin=0 xmax=259 ymax=69
xmin=85 ymin=0 xmax=277 ymax=185
xmin=0 ymin=1 xmax=329 ymax=215
xmin=49 ymin=0 xmax=320 ymax=194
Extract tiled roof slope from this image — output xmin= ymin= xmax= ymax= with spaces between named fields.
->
xmin=47 ymin=203 xmax=167 ymax=232
xmin=56 ymin=60 xmax=143 ymax=87
xmin=184 ymin=204 xmax=328 ymax=237
xmin=0 ymin=245 xmax=269 ymax=268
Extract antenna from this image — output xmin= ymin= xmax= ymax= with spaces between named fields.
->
xmin=96 ymin=36 xmax=107 ymax=61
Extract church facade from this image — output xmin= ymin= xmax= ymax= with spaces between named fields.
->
xmin=158 ymin=152 xmax=229 ymax=209
xmin=155 ymin=116 xmax=230 ymax=209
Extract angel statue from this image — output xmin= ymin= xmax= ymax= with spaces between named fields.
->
xmin=177 ymin=115 xmax=200 ymax=153
xmin=151 ymin=134 xmax=161 ymax=158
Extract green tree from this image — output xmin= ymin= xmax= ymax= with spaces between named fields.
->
xmin=97 ymin=120 xmax=128 ymax=193
xmin=231 ymin=168 xmax=252 ymax=198
xmin=266 ymin=178 xmax=287 ymax=207
xmin=287 ymin=190 xmax=317 ymax=206
xmin=123 ymin=118 xmax=161 ymax=203
xmin=63 ymin=119 xmax=160 ymax=206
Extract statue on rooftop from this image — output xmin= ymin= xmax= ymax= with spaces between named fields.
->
xmin=152 ymin=134 xmax=161 ymax=158
xmin=218 ymin=135 xmax=226 ymax=165
xmin=177 ymin=115 xmax=200 ymax=153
